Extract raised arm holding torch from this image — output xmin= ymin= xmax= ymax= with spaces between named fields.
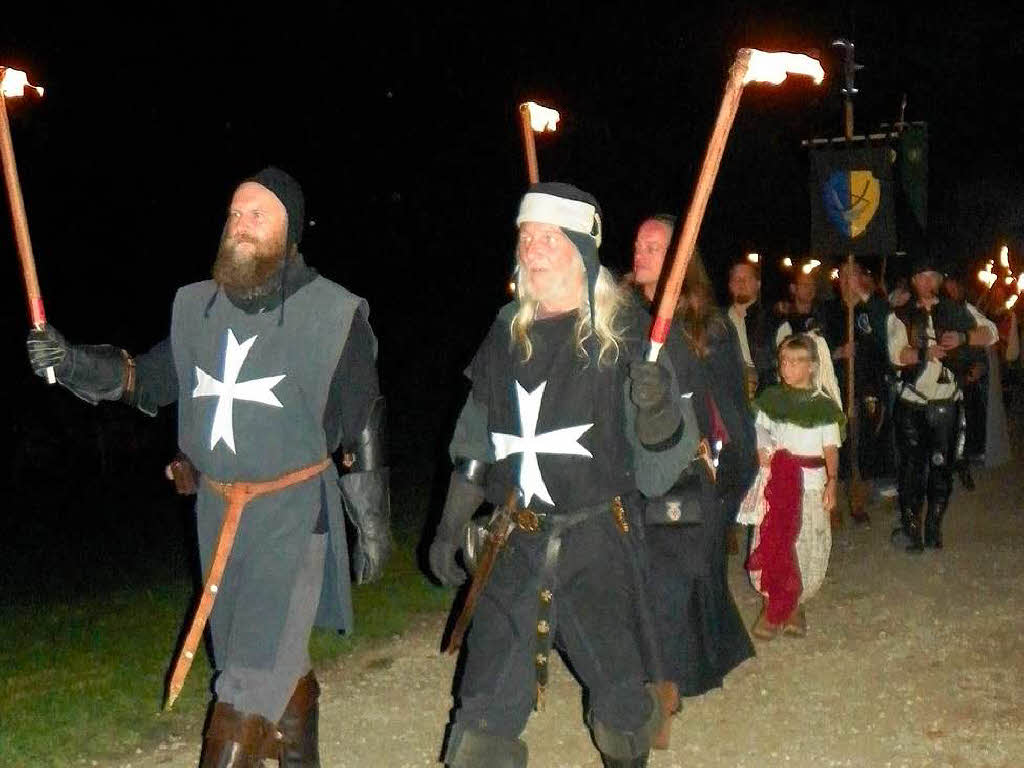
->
xmin=0 ymin=66 xmax=52 ymax=382
xmin=647 ymin=48 xmax=824 ymax=362
xmin=518 ymin=100 xmax=559 ymax=184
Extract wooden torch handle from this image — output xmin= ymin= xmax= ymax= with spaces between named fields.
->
xmin=647 ymin=49 xmax=752 ymax=361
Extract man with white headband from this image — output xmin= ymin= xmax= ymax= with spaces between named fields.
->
xmin=429 ymin=182 xmax=689 ymax=767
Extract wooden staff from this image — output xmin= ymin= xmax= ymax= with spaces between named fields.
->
xmin=0 ymin=69 xmax=53 ymax=382
xmin=647 ymin=50 xmax=752 ymax=361
xmin=519 ymin=103 xmax=540 ymax=184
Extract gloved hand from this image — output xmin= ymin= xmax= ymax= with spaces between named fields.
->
xmin=429 ymin=471 xmax=486 ymax=587
xmin=629 ymin=361 xmax=682 ymax=448
xmin=26 ymin=324 xmax=128 ymax=404
xmin=26 ymin=323 xmax=71 ymax=378
xmin=629 ymin=360 xmax=671 ymax=410
xmin=340 ymin=469 xmax=392 ymax=584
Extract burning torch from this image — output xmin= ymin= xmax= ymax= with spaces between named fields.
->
xmin=647 ymin=48 xmax=824 ymax=361
xmin=518 ymin=100 xmax=559 ymax=184
xmin=0 ymin=66 xmax=53 ymax=383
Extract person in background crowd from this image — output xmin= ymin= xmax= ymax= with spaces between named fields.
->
xmin=888 ymin=257 xmax=996 ymax=553
xmin=727 ymin=261 xmax=776 ymax=399
xmin=773 ymin=268 xmax=824 ymax=347
xmin=821 ymin=262 xmax=894 ymax=521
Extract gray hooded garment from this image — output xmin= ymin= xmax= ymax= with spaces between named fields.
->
xmin=171 ymin=276 xmax=368 ymax=668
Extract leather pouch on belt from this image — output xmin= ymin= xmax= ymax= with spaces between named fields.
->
xmin=644 ymin=469 xmax=703 ymax=526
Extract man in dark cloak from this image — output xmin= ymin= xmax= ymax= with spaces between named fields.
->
xmin=428 ymin=184 xmax=689 ymax=768
xmin=27 ymin=167 xmax=390 ymax=766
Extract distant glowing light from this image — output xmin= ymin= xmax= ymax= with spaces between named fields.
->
xmin=1017 ymin=272 xmax=1024 ymax=292
xmin=1000 ymin=245 xmax=1010 ymax=269
xmin=1006 ymin=294 xmax=1018 ymax=310
xmin=0 ymin=67 xmax=44 ymax=98
xmin=521 ymin=101 xmax=560 ymax=133
xmin=978 ymin=265 xmax=997 ymax=289
xmin=508 ymin=281 xmax=517 ymax=295
xmin=782 ymin=257 xmax=793 ymax=268
xmin=830 ymin=268 xmax=840 ymax=280
xmin=808 ymin=258 xmax=821 ymax=269
xmin=746 ymin=252 xmax=759 ymax=263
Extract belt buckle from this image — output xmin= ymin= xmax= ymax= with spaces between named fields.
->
xmin=514 ymin=508 xmax=543 ymax=532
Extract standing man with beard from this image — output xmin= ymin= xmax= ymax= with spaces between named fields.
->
xmin=26 ymin=167 xmax=390 ymax=766
xmin=727 ymin=260 xmax=776 ymax=399
xmin=429 ymin=184 xmax=688 ymax=768
xmin=888 ymin=257 xmax=994 ymax=553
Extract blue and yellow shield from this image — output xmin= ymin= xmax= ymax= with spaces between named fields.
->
xmin=822 ymin=170 xmax=880 ymax=238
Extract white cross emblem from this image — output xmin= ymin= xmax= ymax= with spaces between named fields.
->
xmin=192 ymin=329 xmax=286 ymax=453
xmin=490 ymin=381 xmax=593 ymax=507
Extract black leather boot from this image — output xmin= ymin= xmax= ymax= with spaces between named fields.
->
xmin=200 ymin=702 xmax=281 ymax=768
xmin=924 ymin=498 xmax=948 ymax=549
xmin=278 ymin=672 xmax=321 ymax=767
xmin=903 ymin=504 xmax=924 ymax=553
xmin=600 ymin=753 xmax=649 ymax=767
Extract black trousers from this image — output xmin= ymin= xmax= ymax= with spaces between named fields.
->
xmin=895 ymin=399 xmax=961 ymax=512
xmin=446 ymin=505 xmax=655 ymax=762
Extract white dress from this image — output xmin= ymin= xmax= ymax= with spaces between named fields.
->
xmin=748 ymin=410 xmax=842 ymax=603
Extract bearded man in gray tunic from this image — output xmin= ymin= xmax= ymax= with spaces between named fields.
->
xmin=27 ymin=167 xmax=390 ymax=766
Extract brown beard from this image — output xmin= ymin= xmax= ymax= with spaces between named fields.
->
xmin=212 ymin=229 xmax=287 ymax=299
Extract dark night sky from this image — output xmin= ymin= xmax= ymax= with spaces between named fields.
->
xmin=1 ymin=4 xmax=1022 ymax=471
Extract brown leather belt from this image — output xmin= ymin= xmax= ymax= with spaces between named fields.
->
xmin=165 ymin=456 xmax=332 ymax=710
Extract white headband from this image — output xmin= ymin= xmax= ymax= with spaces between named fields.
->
xmin=516 ymin=192 xmax=602 ymax=247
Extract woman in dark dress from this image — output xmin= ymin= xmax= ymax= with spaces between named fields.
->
xmin=629 ymin=218 xmax=757 ymax=749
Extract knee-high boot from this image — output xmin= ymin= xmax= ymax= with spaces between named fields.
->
xmin=894 ymin=502 xmax=924 ymax=553
xmin=199 ymin=702 xmax=281 ymax=768
xmin=278 ymin=671 xmax=321 ymax=767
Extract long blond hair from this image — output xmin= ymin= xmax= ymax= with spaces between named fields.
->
xmin=511 ymin=257 xmax=627 ymax=367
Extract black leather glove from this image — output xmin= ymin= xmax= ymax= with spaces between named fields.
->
xmin=26 ymin=324 xmax=127 ymax=405
xmin=340 ymin=468 xmax=392 ymax=584
xmin=429 ymin=471 xmax=486 ymax=587
xmin=629 ymin=361 xmax=683 ymax=448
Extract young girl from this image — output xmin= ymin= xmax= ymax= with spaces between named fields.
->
xmin=743 ymin=333 xmax=845 ymax=639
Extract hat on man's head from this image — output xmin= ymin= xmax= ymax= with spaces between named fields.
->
xmin=246 ymin=166 xmax=305 ymax=248
xmin=910 ymin=253 xmax=943 ymax=278
xmin=515 ymin=182 xmax=603 ymax=325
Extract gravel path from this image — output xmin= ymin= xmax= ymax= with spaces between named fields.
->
xmin=105 ymin=459 xmax=1024 ymax=768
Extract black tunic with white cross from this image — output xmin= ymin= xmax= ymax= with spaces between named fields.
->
xmin=468 ymin=307 xmax=642 ymax=513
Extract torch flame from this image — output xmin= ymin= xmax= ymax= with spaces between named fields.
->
xmin=743 ymin=49 xmax=825 ymax=86
xmin=1006 ymin=294 xmax=1018 ymax=310
xmin=1017 ymin=272 xmax=1024 ymax=292
xmin=781 ymin=257 xmax=793 ymax=268
xmin=1000 ymin=245 xmax=1010 ymax=269
xmin=978 ymin=266 xmax=997 ymax=289
xmin=0 ymin=67 xmax=44 ymax=98
xmin=521 ymin=101 xmax=559 ymax=133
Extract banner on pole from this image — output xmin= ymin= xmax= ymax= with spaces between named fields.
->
xmin=809 ymin=145 xmax=897 ymax=257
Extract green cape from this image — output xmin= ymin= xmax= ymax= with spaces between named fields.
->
xmin=752 ymin=384 xmax=847 ymax=441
